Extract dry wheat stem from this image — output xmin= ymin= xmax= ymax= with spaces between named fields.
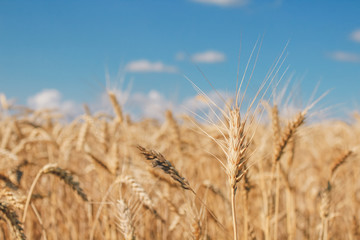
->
xmin=30 ymin=203 xmax=47 ymax=240
xmin=285 ymin=135 xmax=296 ymax=240
xmin=201 ymin=180 xmax=229 ymax=205
xmin=89 ymin=177 xmax=122 ymax=240
xmin=319 ymin=182 xmax=331 ymax=240
xmin=85 ymin=148 xmax=113 ymax=174
xmin=242 ymin=173 xmax=250 ymax=240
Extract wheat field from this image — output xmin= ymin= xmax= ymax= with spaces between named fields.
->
xmin=0 ymin=86 xmax=359 ymax=240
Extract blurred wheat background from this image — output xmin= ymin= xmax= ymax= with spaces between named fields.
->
xmin=0 ymin=82 xmax=359 ymax=240
xmin=1 ymin=1 xmax=360 ymax=239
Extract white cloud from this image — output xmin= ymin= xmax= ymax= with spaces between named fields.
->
xmin=350 ymin=29 xmax=360 ymax=43
xmin=27 ymin=89 xmax=80 ymax=116
xmin=90 ymin=87 xmax=233 ymax=121
xmin=124 ymin=90 xmax=230 ymax=121
xmin=91 ymin=89 xmax=174 ymax=120
xmin=131 ymin=91 xmax=174 ymax=119
xmin=191 ymin=0 xmax=249 ymax=7
xmin=125 ymin=60 xmax=177 ymax=73
xmin=328 ymin=51 xmax=360 ymax=63
xmin=191 ymin=50 xmax=226 ymax=63
xmin=25 ymin=87 xmax=233 ymax=121
xmin=28 ymin=89 xmax=61 ymax=109
xmin=182 ymin=90 xmax=231 ymax=116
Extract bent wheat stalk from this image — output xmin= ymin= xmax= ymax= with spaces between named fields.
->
xmin=22 ymin=163 xmax=87 ymax=222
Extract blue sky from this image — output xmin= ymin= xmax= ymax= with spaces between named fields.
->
xmin=0 ymin=0 xmax=360 ymax=119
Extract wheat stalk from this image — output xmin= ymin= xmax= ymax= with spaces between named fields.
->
xmin=319 ymin=182 xmax=331 ymax=240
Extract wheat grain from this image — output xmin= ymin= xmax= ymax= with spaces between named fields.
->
xmin=116 ymin=199 xmax=135 ymax=240
xmin=0 ymin=201 xmax=26 ymax=240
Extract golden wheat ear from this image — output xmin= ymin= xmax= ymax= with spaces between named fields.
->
xmin=137 ymin=145 xmax=193 ymax=192
xmin=116 ymin=199 xmax=136 ymax=240
xmin=273 ymin=112 xmax=305 ymax=164
xmin=0 ymin=201 xmax=26 ymax=240
xmin=330 ymin=149 xmax=352 ymax=178
xmin=23 ymin=163 xmax=88 ymax=223
xmin=108 ymin=90 xmax=124 ymax=124
xmin=42 ymin=166 xmax=88 ymax=201
xmin=120 ymin=175 xmax=165 ymax=222
xmin=137 ymin=145 xmax=228 ymax=234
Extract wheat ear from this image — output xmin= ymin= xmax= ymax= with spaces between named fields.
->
xmin=271 ymin=105 xmax=281 ymax=240
xmin=273 ymin=112 xmax=305 ymax=164
xmin=116 ymin=199 xmax=135 ymax=240
xmin=108 ymin=91 xmax=123 ymax=124
xmin=137 ymin=145 xmax=227 ymax=234
xmin=319 ymin=149 xmax=352 ymax=240
xmin=330 ymin=150 xmax=352 ymax=178
xmin=137 ymin=145 xmax=193 ymax=192
xmin=42 ymin=166 xmax=88 ymax=201
xmin=0 ymin=201 xmax=26 ymax=240
xmin=192 ymin=218 xmax=202 ymax=240
xmin=120 ymin=175 xmax=164 ymax=222
xmin=22 ymin=163 xmax=87 ymax=222
xmin=76 ymin=117 xmax=89 ymax=152
xmin=271 ymin=111 xmax=304 ymax=240
xmin=226 ymin=108 xmax=249 ymax=240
